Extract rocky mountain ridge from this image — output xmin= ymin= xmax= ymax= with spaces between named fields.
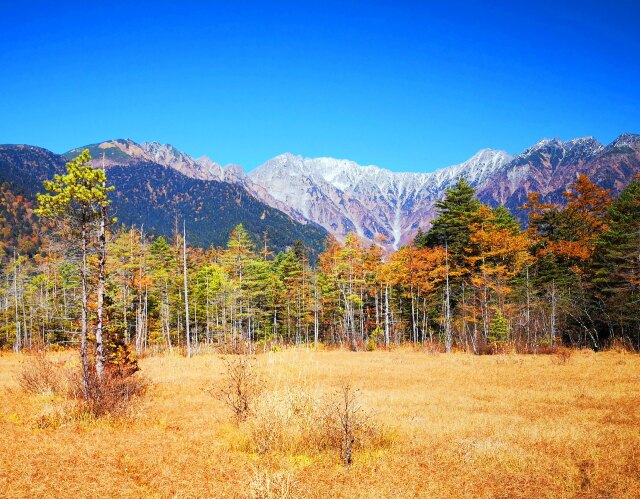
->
xmin=248 ymin=135 xmax=640 ymax=249
xmin=50 ymin=132 xmax=640 ymax=250
xmin=1 ymin=144 xmax=329 ymax=255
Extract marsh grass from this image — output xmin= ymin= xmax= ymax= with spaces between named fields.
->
xmin=1 ymin=348 xmax=638 ymax=497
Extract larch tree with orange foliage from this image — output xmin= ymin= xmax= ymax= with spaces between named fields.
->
xmin=466 ymin=205 xmax=533 ymax=350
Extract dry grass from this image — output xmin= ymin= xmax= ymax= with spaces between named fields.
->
xmin=1 ymin=348 xmax=639 ymax=497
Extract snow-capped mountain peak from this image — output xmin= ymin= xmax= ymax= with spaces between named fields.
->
xmin=248 ymin=148 xmax=512 ymax=250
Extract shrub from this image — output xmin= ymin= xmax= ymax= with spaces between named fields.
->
xmin=317 ymin=382 xmax=385 ymax=466
xmin=366 ymin=327 xmax=383 ymax=351
xmin=67 ymin=366 xmax=149 ymax=418
xmin=18 ymin=350 xmax=66 ymax=395
xmin=243 ymin=388 xmax=315 ymax=455
xmin=18 ymin=349 xmax=148 ymax=419
xmin=247 ymin=468 xmax=297 ymax=499
xmin=104 ymin=338 xmax=140 ymax=378
xmin=219 ymin=339 xmax=254 ymax=355
xmin=550 ymin=347 xmax=573 ymax=365
xmin=214 ymin=356 xmax=263 ymax=422
xmin=488 ymin=309 xmax=509 ymax=347
xmin=229 ymin=380 xmax=389 ymax=466
xmin=609 ymin=337 xmax=636 ymax=353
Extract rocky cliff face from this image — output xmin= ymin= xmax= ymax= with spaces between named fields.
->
xmin=475 ymin=135 xmax=640 ymax=217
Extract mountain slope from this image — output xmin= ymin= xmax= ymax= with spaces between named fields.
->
xmin=249 ymin=149 xmax=512 ymax=249
xmin=4 ymin=133 xmax=639 ymax=254
xmin=475 ymin=134 xmax=640 ymax=217
xmin=107 ymin=162 xmax=328 ymax=251
xmin=65 ymin=139 xmax=307 ymax=223
xmin=1 ymin=145 xmax=328 ymax=255
xmin=248 ymin=134 xmax=640 ymax=247
xmin=0 ymin=144 xmax=67 ymax=196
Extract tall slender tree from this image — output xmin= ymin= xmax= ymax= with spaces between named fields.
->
xmin=35 ymin=149 xmax=113 ymax=389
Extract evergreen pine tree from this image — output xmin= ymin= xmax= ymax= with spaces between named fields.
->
xmin=491 ymin=205 xmax=520 ymax=233
xmin=416 ymin=178 xmax=481 ymax=261
xmin=488 ymin=309 xmax=509 ymax=346
xmin=592 ymin=181 xmax=640 ymax=348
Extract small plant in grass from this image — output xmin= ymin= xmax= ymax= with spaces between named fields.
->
xmin=366 ymin=326 xmax=383 ymax=351
xmin=551 ymin=347 xmax=573 ymax=365
xmin=18 ymin=350 xmax=66 ymax=395
xmin=214 ymin=356 xmax=263 ymax=422
xmin=488 ymin=309 xmax=509 ymax=352
xmin=318 ymin=382 xmax=384 ymax=466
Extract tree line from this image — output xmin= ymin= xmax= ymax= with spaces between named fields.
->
xmin=1 ymin=151 xmax=638 ymax=362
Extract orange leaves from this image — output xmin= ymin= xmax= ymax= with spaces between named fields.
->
xmin=564 ymin=174 xmax=612 ymax=223
xmin=468 ymin=206 xmax=533 ymax=275
xmin=544 ymin=240 xmax=592 ymax=263
xmin=318 ymin=235 xmax=343 ymax=275
xmin=384 ymin=245 xmax=447 ymax=293
xmin=520 ymin=192 xmax=556 ymax=231
xmin=544 ymin=175 xmax=612 ymax=262
xmin=465 ymin=205 xmax=533 ymax=304
xmin=523 ymin=175 xmax=613 ymax=264
xmin=557 ymin=174 xmax=613 ymax=261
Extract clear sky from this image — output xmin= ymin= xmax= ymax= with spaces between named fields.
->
xmin=1 ymin=1 xmax=639 ymax=172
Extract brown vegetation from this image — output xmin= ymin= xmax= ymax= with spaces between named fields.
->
xmin=16 ymin=349 xmax=147 ymax=421
xmin=1 ymin=348 xmax=639 ymax=497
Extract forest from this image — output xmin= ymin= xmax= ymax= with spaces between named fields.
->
xmin=1 ymin=150 xmax=639 ymax=359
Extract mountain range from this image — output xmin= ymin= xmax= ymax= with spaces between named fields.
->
xmin=249 ymin=134 xmax=640 ymax=249
xmin=0 ymin=143 xmax=328 ymax=255
xmin=1 ymin=133 xmax=639 ymax=255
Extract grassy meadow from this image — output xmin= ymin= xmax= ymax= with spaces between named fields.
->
xmin=1 ymin=348 xmax=639 ymax=498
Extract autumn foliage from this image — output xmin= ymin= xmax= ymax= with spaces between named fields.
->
xmin=0 ymin=156 xmax=638 ymax=355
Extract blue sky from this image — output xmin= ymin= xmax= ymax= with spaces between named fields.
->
xmin=1 ymin=1 xmax=639 ymax=172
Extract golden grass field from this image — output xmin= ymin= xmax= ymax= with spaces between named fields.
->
xmin=1 ymin=348 xmax=639 ymax=498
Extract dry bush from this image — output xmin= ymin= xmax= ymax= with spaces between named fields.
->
xmin=17 ymin=349 xmax=148 ymax=421
xmin=32 ymin=375 xmax=149 ymax=426
xmin=609 ymin=337 xmax=636 ymax=353
xmin=535 ymin=343 xmax=556 ymax=355
xmin=551 ymin=347 xmax=573 ymax=365
xmin=214 ymin=355 xmax=263 ymax=422
xmin=218 ymin=340 xmax=254 ymax=355
xmin=425 ymin=341 xmax=445 ymax=354
xmin=236 ymin=381 xmax=389 ymax=466
xmin=17 ymin=350 xmax=67 ymax=395
xmin=68 ymin=367 xmax=149 ymax=418
xmin=475 ymin=341 xmax=517 ymax=355
xmin=316 ymin=382 xmax=387 ymax=466
xmin=247 ymin=468 xmax=298 ymax=499
xmin=475 ymin=341 xmax=496 ymax=355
